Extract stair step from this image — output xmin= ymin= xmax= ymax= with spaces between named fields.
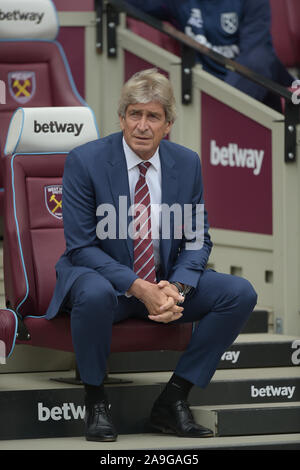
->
xmin=241 ymin=309 xmax=269 ymax=333
xmin=109 ymin=333 xmax=300 ymax=373
xmin=0 ymin=369 xmax=299 ymax=440
xmin=189 ymin=367 xmax=300 ymax=406
xmin=220 ymin=333 xmax=300 ymax=369
xmin=0 ymin=433 xmax=299 ymax=451
xmin=192 ymin=402 xmax=300 ymax=437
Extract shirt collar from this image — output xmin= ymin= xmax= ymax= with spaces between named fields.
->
xmin=122 ymin=136 xmax=160 ymax=171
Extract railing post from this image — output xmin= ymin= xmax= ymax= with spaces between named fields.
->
xmin=94 ymin=0 xmax=103 ymax=53
xmin=106 ymin=2 xmax=119 ymax=58
xmin=181 ymin=45 xmax=196 ymax=105
xmin=284 ymin=99 xmax=299 ymax=163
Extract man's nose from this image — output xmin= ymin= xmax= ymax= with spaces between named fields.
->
xmin=137 ymin=115 xmax=149 ymax=132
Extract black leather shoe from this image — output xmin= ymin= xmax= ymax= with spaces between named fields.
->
xmin=85 ymin=400 xmax=118 ymax=442
xmin=150 ymin=399 xmax=214 ymax=438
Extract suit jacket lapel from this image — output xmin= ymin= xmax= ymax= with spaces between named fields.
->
xmin=107 ymin=133 xmax=133 ymax=264
xmin=159 ymin=144 xmax=179 ymax=274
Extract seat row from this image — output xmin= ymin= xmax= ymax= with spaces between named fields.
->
xmin=0 ymin=0 xmax=192 ymax=368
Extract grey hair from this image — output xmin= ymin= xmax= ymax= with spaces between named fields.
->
xmin=118 ymin=68 xmax=177 ymax=123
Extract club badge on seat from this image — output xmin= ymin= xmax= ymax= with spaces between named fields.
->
xmin=8 ymin=71 xmax=36 ymax=104
xmin=45 ymin=185 xmax=63 ymax=220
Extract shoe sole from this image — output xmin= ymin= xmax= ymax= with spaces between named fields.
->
xmin=150 ymin=422 xmax=214 ymax=438
xmin=86 ymin=436 xmax=118 ymax=442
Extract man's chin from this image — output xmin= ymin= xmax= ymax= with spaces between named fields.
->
xmin=132 ymin=143 xmax=153 ymax=158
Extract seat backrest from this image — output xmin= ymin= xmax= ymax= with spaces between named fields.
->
xmin=0 ymin=0 xmax=86 ymax=207
xmin=4 ymin=106 xmax=100 ymax=317
xmin=286 ymin=0 xmax=300 ymax=61
xmin=269 ymin=0 xmax=299 ymax=68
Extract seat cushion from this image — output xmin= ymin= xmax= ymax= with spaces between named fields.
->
xmin=17 ymin=316 xmax=192 ymax=353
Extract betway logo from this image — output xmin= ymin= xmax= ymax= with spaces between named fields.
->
xmin=210 ymin=140 xmax=264 ymax=176
xmin=221 ymin=350 xmax=240 ymax=364
xmin=34 ymin=120 xmax=84 ymax=137
xmin=0 ymin=10 xmax=44 ymax=25
xmin=38 ymin=402 xmax=85 ymax=421
xmin=251 ymin=385 xmax=295 ymax=399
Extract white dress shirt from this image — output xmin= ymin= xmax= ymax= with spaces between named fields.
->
xmin=122 ymin=137 xmax=161 ymax=270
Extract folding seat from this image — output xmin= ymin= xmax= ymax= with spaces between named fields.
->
xmin=269 ymin=0 xmax=299 ymax=70
xmin=286 ymin=0 xmax=300 ymax=68
xmin=0 ymin=106 xmax=192 ymax=373
xmin=0 ymin=0 xmax=86 ymax=214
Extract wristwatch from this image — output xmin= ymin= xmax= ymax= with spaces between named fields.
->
xmin=171 ymin=282 xmax=192 ymax=304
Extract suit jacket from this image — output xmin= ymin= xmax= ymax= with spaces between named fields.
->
xmin=45 ymin=131 xmax=212 ymax=319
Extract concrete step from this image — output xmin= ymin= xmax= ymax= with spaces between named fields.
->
xmin=0 ymin=432 xmax=299 ymax=451
xmin=0 ymin=368 xmax=300 ymax=440
xmin=189 ymin=366 xmax=300 ymax=406
xmin=192 ymin=401 xmax=300 ymax=437
xmin=109 ymin=333 xmax=300 ymax=373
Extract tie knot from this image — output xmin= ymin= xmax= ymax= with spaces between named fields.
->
xmin=138 ymin=161 xmax=151 ymax=177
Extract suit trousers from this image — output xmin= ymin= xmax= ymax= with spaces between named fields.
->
xmin=68 ymin=269 xmax=257 ymax=387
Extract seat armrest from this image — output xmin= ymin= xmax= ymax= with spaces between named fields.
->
xmin=0 ymin=309 xmax=18 ymax=360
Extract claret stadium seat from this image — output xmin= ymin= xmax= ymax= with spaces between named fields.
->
xmin=270 ymin=0 xmax=300 ymax=72
xmin=286 ymin=0 xmax=300 ymax=71
xmin=0 ymin=0 xmax=86 ymax=215
xmin=0 ymin=106 xmax=192 ymax=372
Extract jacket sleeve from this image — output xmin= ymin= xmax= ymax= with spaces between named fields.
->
xmin=168 ymin=153 xmax=213 ymax=288
xmin=225 ymin=0 xmax=283 ymax=97
xmin=62 ymin=148 xmax=138 ymax=294
xmin=225 ymin=0 xmax=274 ymax=77
xmin=235 ymin=0 xmax=273 ymax=61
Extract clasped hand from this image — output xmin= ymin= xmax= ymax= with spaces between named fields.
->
xmin=128 ymin=279 xmax=184 ymax=323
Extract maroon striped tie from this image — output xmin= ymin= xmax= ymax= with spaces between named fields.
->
xmin=133 ymin=162 xmax=156 ymax=283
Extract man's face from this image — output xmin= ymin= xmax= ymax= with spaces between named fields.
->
xmin=119 ymin=101 xmax=173 ymax=160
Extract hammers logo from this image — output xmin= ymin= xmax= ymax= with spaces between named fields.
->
xmin=45 ymin=185 xmax=63 ymax=220
xmin=221 ymin=12 xmax=238 ymax=34
xmin=8 ymin=71 xmax=36 ymax=104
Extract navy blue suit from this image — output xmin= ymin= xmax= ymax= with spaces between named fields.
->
xmin=46 ymin=132 xmax=257 ymax=386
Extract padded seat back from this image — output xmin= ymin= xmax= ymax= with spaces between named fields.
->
xmin=269 ymin=0 xmax=299 ymax=68
xmin=0 ymin=0 xmax=86 ymax=211
xmin=4 ymin=106 xmax=99 ymax=317
xmin=286 ymin=0 xmax=300 ymax=62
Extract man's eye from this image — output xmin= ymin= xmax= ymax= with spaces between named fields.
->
xmin=130 ymin=111 xmax=140 ymax=118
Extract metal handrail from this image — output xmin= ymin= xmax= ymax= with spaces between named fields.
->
xmin=96 ymin=0 xmax=299 ymax=162
xmin=108 ymin=0 xmax=294 ymax=102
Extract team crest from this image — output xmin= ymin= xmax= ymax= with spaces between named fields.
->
xmin=45 ymin=185 xmax=63 ymax=220
xmin=8 ymin=71 xmax=36 ymax=104
xmin=221 ymin=12 xmax=238 ymax=34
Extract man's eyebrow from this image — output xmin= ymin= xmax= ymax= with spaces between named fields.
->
xmin=127 ymin=106 xmax=165 ymax=119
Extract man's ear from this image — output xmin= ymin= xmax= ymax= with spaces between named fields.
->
xmin=119 ymin=114 xmax=125 ymax=130
xmin=164 ymin=121 xmax=173 ymax=137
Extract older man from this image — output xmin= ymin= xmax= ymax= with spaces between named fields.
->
xmin=46 ymin=69 xmax=257 ymax=441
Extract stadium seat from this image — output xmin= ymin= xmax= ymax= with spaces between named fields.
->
xmin=269 ymin=0 xmax=300 ymax=70
xmin=286 ymin=0 xmax=300 ymax=67
xmin=0 ymin=106 xmax=192 ymax=369
xmin=0 ymin=0 xmax=86 ymax=215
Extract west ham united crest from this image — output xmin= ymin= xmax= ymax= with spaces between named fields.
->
xmin=45 ymin=185 xmax=63 ymax=220
xmin=8 ymin=71 xmax=36 ymax=104
xmin=221 ymin=12 xmax=238 ymax=34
